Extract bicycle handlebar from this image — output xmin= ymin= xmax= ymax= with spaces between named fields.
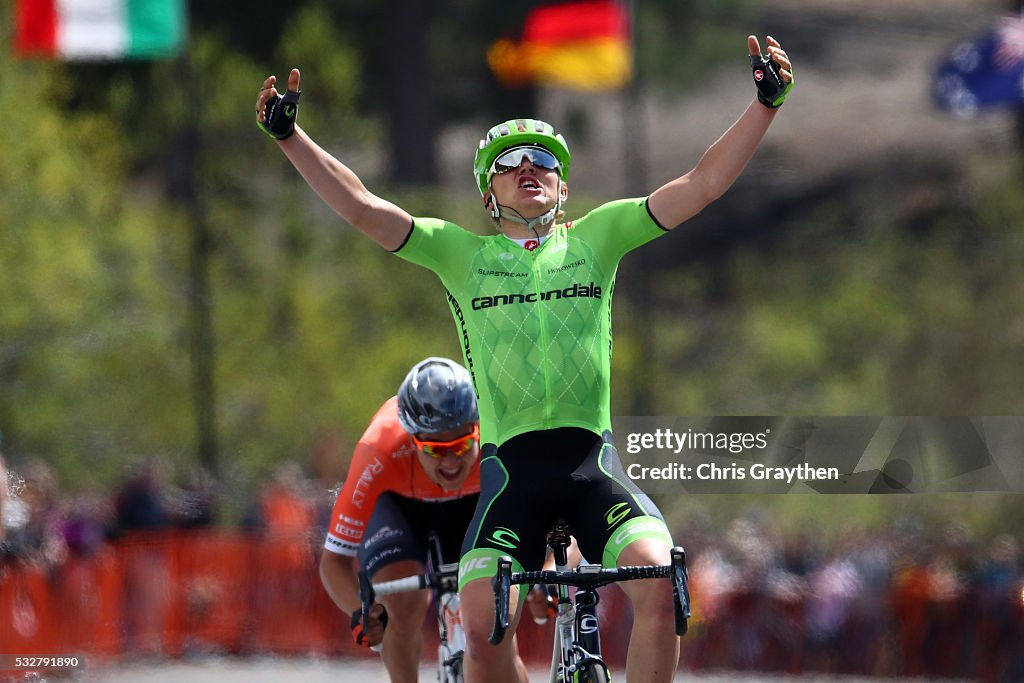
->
xmin=363 ymin=569 xmax=460 ymax=600
xmin=358 ymin=567 xmax=460 ymax=653
xmin=371 ymin=574 xmax=431 ymax=595
xmin=489 ymin=547 xmax=692 ymax=644
xmin=511 ymin=563 xmax=672 ymax=589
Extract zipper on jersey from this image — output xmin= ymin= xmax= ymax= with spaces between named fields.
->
xmin=530 ymin=247 xmax=555 ymax=424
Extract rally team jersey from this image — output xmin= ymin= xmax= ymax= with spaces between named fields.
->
xmin=324 ymin=396 xmax=481 ymax=556
xmin=396 ymin=198 xmax=667 ymax=447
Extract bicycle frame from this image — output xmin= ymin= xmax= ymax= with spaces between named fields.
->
xmin=490 ymin=522 xmax=690 ymax=683
xmin=549 ymin=564 xmax=609 ymax=681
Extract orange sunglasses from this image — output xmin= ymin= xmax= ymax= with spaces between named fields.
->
xmin=413 ymin=424 xmax=480 ymax=459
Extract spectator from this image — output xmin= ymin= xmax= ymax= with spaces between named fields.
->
xmin=6 ymin=458 xmax=67 ymax=571
xmin=247 ymin=461 xmax=319 ymax=652
xmin=111 ymin=459 xmax=171 ymax=536
xmin=0 ymin=452 xmax=11 ymax=569
xmin=59 ymin=492 xmax=110 ymax=558
xmin=169 ymin=466 xmax=219 ymax=530
xmin=0 ymin=452 xmax=7 ymax=544
xmin=111 ymin=459 xmax=173 ymax=656
xmin=258 ymin=461 xmax=316 ymax=551
xmin=975 ymin=534 xmax=1021 ymax=682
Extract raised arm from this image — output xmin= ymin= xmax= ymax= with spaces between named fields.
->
xmin=257 ymin=69 xmax=413 ymax=251
xmin=648 ymin=35 xmax=793 ymax=230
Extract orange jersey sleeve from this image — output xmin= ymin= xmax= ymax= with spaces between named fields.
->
xmin=324 ymin=397 xmax=481 ymax=555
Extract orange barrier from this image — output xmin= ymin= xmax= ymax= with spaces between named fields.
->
xmin=172 ymin=532 xmax=250 ymax=655
xmin=0 ymin=531 xmax=595 ymax=666
xmin=0 ymin=564 xmax=59 ymax=654
xmin=1 ymin=532 xmax=1021 ymax=680
xmin=55 ymin=548 xmax=123 ymax=658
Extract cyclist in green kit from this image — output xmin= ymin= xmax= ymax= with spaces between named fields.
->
xmin=257 ymin=34 xmax=793 ymax=683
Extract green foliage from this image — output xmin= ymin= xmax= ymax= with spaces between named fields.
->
xmin=209 ymin=184 xmax=464 ymax=481
xmin=611 ymin=169 xmax=1024 ymax=418
xmin=634 ymin=0 xmax=755 ymax=86
xmin=3 ymin=0 xmax=1023 ymax=528
xmin=0 ymin=43 xmax=193 ymax=486
xmin=272 ymin=3 xmax=372 ymax=144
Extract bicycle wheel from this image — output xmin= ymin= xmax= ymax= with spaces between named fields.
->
xmin=575 ymin=663 xmax=609 ymax=683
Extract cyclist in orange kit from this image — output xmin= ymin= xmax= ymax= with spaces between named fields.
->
xmin=319 ymin=357 xmax=530 ymax=682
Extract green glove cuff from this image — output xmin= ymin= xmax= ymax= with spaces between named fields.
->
xmin=259 ymin=89 xmax=301 ymax=140
xmin=751 ymin=54 xmax=793 ymax=108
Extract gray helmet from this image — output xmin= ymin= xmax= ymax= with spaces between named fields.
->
xmin=397 ymin=357 xmax=478 ymax=435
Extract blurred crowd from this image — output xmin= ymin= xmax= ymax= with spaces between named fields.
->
xmin=1 ymin=454 xmax=1022 ymax=680
xmin=1 ymin=453 xmax=338 ymax=658
xmin=0 ymin=456 xmax=325 ymax=573
xmin=678 ymin=513 xmax=1024 ymax=681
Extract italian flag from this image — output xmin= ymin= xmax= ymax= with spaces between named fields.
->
xmin=488 ymin=0 xmax=632 ymax=92
xmin=14 ymin=0 xmax=186 ymax=60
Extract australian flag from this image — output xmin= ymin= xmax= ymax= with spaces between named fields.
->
xmin=934 ymin=14 xmax=1024 ymax=117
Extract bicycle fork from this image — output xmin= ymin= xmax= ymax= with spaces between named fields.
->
xmin=551 ymin=581 xmax=575 ymax=683
xmin=437 ymin=582 xmax=466 ymax=682
xmin=551 ymin=569 xmax=607 ymax=682
xmin=439 ymin=590 xmax=466 ymax=655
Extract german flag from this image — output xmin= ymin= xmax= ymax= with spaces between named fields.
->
xmin=488 ymin=0 xmax=632 ymax=91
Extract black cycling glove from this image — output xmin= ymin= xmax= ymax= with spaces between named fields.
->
xmin=751 ymin=52 xmax=792 ymax=108
xmin=260 ymin=89 xmax=301 ymax=140
xmin=350 ymin=604 xmax=389 ymax=648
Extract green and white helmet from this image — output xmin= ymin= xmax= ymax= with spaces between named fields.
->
xmin=473 ymin=118 xmax=572 ymax=196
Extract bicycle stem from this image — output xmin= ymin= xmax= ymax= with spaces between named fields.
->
xmin=553 ymin=544 xmax=578 ymax=676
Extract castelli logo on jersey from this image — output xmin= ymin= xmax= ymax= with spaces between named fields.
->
xmin=754 ymin=69 xmax=764 ymax=82
xmin=523 ymin=239 xmax=540 ymax=251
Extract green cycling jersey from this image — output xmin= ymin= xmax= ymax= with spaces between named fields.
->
xmin=396 ymin=197 xmax=667 ymax=447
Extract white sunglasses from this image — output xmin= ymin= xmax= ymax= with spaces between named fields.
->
xmin=489 ymin=146 xmax=560 ymax=177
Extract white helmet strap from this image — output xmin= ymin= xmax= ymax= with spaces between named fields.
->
xmin=489 ymin=179 xmax=563 ymax=232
